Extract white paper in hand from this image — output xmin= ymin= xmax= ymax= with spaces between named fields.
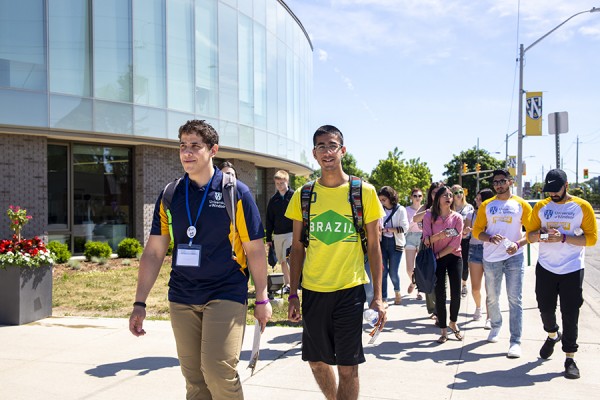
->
xmin=248 ymin=319 xmax=262 ymax=375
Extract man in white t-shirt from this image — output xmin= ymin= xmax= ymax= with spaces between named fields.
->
xmin=527 ymin=169 xmax=598 ymax=379
xmin=473 ymin=169 xmax=532 ymax=359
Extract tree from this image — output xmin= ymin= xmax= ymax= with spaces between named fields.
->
xmin=369 ymin=148 xmax=432 ymax=204
xmin=443 ymin=148 xmax=504 ymax=203
xmin=342 ymin=152 xmax=367 ymax=179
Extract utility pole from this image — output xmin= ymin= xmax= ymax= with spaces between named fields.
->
xmin=575 ymin=135 xmax=580 ymax=187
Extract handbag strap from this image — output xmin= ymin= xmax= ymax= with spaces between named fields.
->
xmin=383 ymin=204 xmax=399 ymax=227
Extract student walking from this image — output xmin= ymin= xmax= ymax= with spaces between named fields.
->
xmin=473 ymin=169 xmax=532 ymax=359
xmin=129 ymin=120 xmax=271 ymax=399
xmin=286 ymin=125 xmax=386 ymax=400
xmin=527 ymin=169 xmax=598 ymax=379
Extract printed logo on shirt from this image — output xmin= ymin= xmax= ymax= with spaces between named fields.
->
xmin=208 ymin=192 xmax=226 ymax=209
xmin=489 ymin=206 xmax=499 ymax=215
xmin=310 ymin=210 xmax=357 ymax=245
xmin=546 ymin=210 xmax=576 ymax=220
xmin=492 ymin=216 xmax=513 ymax=224
xmin=547 ymin=221 xmax=571 ymax=231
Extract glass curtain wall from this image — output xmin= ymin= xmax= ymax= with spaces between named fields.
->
xmin=0 ymin=0 xmax=46 ymax=90
xmin=195 ymin=0 xmax=218 ymax=117
xmin=48 ymin=0 xmax=91 ymax=96
xmin=93 ymin=0 xmax=132 ymax=102
xmin=167 ymin=0 xmax=194 ymax=112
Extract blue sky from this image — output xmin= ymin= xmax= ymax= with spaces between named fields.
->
xmin=285 ymin=0 xmax=600 ymax=186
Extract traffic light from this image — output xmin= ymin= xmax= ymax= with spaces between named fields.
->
xmin=583 ymin=168 xmax=589 ymax=179
xmin=475 ymin=163 xmax=481 ymax=172
xmin=462 ymin=163 xmax=468 ymax=173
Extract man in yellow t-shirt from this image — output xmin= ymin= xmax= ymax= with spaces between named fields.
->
xmin=286 ymin=125 xmax=385 ymax=400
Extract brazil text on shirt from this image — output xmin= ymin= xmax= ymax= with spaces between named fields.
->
xmin=150 ymin=168 xmax=264 ymax=305
xmin=285 ymin=180 xmax=385 ymax=292
xmin=529 ymin=197 xmax=598 ymax=275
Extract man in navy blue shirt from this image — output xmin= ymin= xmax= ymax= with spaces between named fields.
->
xmin=129 ymin=120 xmax=271 ymax=399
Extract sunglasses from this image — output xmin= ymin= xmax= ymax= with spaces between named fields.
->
xmin=492 ymin=179 xmax=508 ymax=186
xmin=453 ymin=191 xmax=463 ymax=195
xmin=413 ymin=194 xmax=423 ymax=198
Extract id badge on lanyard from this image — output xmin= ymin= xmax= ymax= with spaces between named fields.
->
xmin=176 ymin=244 xmax=202 ymax=267
xmin=176 ymin=174 xmax=213 ymax=268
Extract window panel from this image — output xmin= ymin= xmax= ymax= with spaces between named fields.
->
xmin=238 ymin=15 xmax=253 ymax=125
xmin=94 ymin=100 xmax=133 ymax=134
xmin=93 ymin=0 xmax=133 ymax=102
xmin=253 ymin=23 xmax=266 ymax=129
xmin=50 ymin=95 xmax=93 ymax=131
xmin=195 ymin=0 xmax=218 ymax=116
xmin=167 ymin=0 xmax=194 ymax=112
xmin=218 ymin=3 xmax=238 ymax=122
xmin=48 ymin=0 xmax=91 ymax=96
xmin=133 ymin=0 xmax=166 ymax=107
xmin=0 ymin=0 xmax=46 ymax=90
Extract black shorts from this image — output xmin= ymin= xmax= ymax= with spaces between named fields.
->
xmin=301 ymin=285 xmax=366 ymax=366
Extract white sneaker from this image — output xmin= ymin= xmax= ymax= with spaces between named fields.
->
xmin=507 ymin=343 xmax=522 ymax=358
xmin=473 ymin=307 xmax=482 ymax=321
xmin=487 ymin=327 xmax=501 ymax=343
xmin=484 ymin=318 xmax=492 ymax=330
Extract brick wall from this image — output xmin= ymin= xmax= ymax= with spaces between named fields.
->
xmin=0 ymin=134 xmax=47 ymax=239
xmin=134 ymin=145 xmax=180 ymax=245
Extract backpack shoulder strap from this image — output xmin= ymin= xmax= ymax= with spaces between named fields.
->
xmin=222 ymin=172 xmax=239 ymax=262
xmin=161 ymin=177 xmax=182 ymax=242
xmin=348 ymin=175 xmax=368 ymax=256
xmin=300 ymin=180 xmax=315 ymax=248
xmin=222 ymin=172 xmax=237 ymax=231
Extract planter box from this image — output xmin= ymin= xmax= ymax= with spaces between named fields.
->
xmin=0 ymin=265 xmax=53 ymax=325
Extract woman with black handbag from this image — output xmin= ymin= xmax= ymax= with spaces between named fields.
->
xmin=422 ymin=186 xmax=464 ymax=344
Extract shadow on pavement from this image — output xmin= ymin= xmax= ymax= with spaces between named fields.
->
xmin=451 ymin=360 xmax=563 ymax=390
xmin=85 ymin=356 xmax=180 ymax=377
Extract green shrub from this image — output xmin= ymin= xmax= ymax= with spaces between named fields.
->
xmin=83 ymin=241 xmax=113 ymax=260
xmin=67 ymin=259 xmax=80 ymax=270
xmin=47 ymin=241 xmax=71 ymax=263
xmin=117 ymin=237 xmax=143 ymax=258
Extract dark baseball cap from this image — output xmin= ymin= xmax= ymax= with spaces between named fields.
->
xmin=542 ymin=169 xmax=568 ymax=192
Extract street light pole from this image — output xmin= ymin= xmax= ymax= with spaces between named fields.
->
xmin=516 ymin=7 xmax=600 ymax=196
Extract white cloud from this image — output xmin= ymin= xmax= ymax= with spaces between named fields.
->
xmin=317 ymin=49 xmax=329 ymax=61
xmin=580 ymin=24 xmax=600 ymax=39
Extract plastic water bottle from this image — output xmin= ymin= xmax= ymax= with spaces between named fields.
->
xmin=501 ymin=238 xmax=513 ymax=249
xmin=574 ymin=228 xmax=583 ymax=236
xmin=363 ymin=309 xmax=379 ymax=327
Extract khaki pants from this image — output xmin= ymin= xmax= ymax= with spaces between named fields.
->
xmin=170 ymin=300 xmax=247 ymax=400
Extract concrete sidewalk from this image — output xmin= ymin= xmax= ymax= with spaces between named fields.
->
xmin=2 ymin=244 xmax=600 ymax=399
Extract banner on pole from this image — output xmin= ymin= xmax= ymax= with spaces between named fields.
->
xmin=526 ymin=91 xmax=543 ymax=136
xmin=508 ymin=155 xmax=517 ymax=177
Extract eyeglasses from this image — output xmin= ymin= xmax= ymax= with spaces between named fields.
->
xmin=441 ymin=193 xmax=453 ymax=198
xmin=413 ymin=194 xmax=423 ymax=198
xmin=492 ymin=179 xmax=508 ymax=186
xmin=453 ymin=191 xmax=463 ymax=195
xmin=314 ymin=143 xmax=342 ymax=153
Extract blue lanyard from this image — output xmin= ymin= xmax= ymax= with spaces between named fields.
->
xmin=185 ymin=173 xmax=214 ymax=245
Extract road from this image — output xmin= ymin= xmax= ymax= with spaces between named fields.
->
xmin=583 ymin=213 xmax=600 ymax=314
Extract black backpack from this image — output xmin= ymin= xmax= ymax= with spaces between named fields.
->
xmin=299 ymin=175 xmax=367 ymax=260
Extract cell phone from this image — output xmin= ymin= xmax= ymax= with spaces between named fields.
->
xmin=540 ymin=233 xmax=549 ymax=241
xmin=444 ymin=228 xmax=459 ymax=237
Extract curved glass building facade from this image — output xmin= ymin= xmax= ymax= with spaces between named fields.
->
xmin=0 ymin=0 xmax=313 ymax=253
